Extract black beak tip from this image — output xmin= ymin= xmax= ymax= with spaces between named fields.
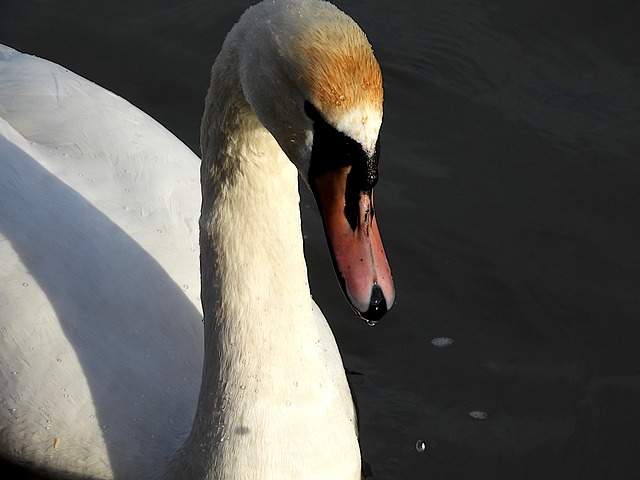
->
xmin=359 ymin=284 xmax=389 ymax=326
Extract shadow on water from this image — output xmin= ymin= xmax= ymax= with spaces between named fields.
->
xmin=0 ymin=137 xmax=203 ymax=477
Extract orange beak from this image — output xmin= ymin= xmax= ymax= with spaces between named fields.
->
xmin=312 ymin=166 xmax=395 ymax=324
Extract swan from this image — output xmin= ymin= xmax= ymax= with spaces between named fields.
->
xmin=0 ymin=0 xmax=394 ymax=478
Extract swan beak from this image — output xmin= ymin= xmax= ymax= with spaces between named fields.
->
xmin=312 ymin=167 xmax=395 ymax=324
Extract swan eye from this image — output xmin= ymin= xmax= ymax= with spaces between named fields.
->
xmin=304 ymin=101 xmax=323 ymax=123
xmin=304 ymin=100 xmax=379 ymax=190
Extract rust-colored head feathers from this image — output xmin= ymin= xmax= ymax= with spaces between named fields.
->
xmin=296 ymin=23 xmax=382 ymax=116
xmin=283 ymin=4 xmax=383 ymax=153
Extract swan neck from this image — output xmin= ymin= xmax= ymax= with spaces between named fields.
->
xmin=169 ymin=9 xmax=361 ymax=477
xmin=169 ymin=89 xmax=360 ymax=479
xmin=200 ymin=105 xmax=313 ymax=340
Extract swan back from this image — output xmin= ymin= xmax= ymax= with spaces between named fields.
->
xmin=0 ymin=44 xmax=203 ymax=478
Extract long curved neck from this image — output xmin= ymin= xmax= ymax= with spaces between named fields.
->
xmin=167 ymin=53 xmax=360 ymax=479
xmin=200 ymin=93 xmax=314 ymax=351
xmin=200 ymin=97 xmax=321 ymax=396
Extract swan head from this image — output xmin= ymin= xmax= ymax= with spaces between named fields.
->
xmin=228 ymin=0 xmax=395 ymax=322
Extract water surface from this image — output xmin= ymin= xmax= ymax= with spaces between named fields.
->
xmin=2 ymin=0 xmax=639 ymax=478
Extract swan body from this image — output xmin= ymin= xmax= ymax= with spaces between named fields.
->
xmin=0 ymin=1 xmax=394 ymax=478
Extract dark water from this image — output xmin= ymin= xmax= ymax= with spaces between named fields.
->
xmin=2 ymin=0 xmax=640 ymax=478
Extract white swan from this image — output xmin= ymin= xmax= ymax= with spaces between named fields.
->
xmin=0 ymin=0 xmax=394 ymax=478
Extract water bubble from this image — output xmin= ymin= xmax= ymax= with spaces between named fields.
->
xmin=286 ymin=400 xmax=292 ymax=406
xmin=240 ymin=385 xmax=246 ymax=390
xmin=415 ymin=440 xmax=426 ymax=453
xmin=431 ymin=337 xmax=455 ymax=348
xmin=22 ymin=283 xmax=28 ymax=287
xmin=56 ymin=358 xmax=63 ymax=363
xmin=468 ymin=410 xmax=488 ymax=420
